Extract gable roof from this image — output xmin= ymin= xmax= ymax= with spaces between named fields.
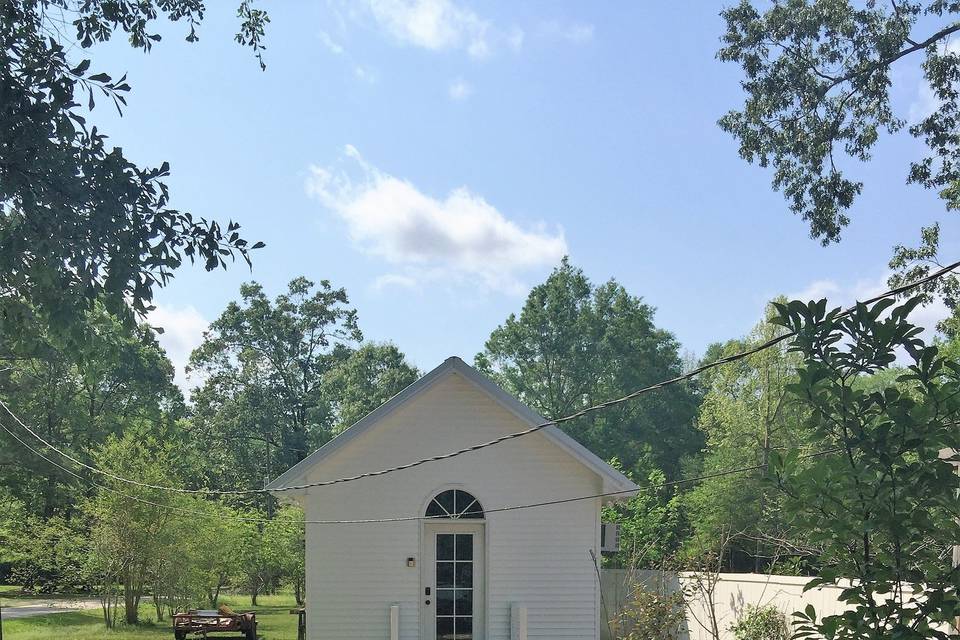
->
xmin=265 ymin=356 xmax=639 ymax=497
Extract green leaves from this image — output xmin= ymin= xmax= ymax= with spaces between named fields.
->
xmin=476 ymin=258 xmax=701 ymax=480
xmin=719 ymin=1 xmax=960 ymax=243
xmin=0 ymin=1 xmax=268 ymax=350
xmin=772 ymin=294 xmax=960 ymax=639
xmin=684 ymin=299 xmax=809 ymax=568
xmin=186 ymin=278 xmax=415 ymax=501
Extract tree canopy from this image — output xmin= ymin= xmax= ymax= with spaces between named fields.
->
xmin=476 ymin=258 xmax=701 ymax=478
xmin=683 ymin=300 xmax=810 ymax=570
xmin=0 ymin=0 xmax=268 ymax=347
xmin=719 ymin=0 xmax=960 ymax=244
xmin=187 ymin=278 xmax=419 ymax=505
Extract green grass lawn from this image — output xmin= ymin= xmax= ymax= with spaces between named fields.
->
xmin=2 ymin=593 xmax=301 ymax=640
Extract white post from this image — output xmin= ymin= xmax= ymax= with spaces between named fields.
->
xmin=511 ymin=603 xmax=527 ymax=640
xmin=390 ymin=604 xmax=400 ymax=640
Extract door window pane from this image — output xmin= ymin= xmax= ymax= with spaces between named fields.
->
xmin=455 ymin=534 xmax=472 ymax=560
xmin=437 ymin=490 xmax=455 ymax=514
xmin=436 ymin=589 xmax=454 ymax=616
xmin=437 ymin=562 xmax=454 ymax=587
xmin=455 ymin=615 xmax=473 ymax=639
xmin=454 ymin=589 xmax=472 ymax=616
xmin=437 ymin=534 xmax=454 ymax=560
xmin=436 ymin=616 xmax=454 ymax=639
xmin=454 ymin=562 xmax=472 ymax=588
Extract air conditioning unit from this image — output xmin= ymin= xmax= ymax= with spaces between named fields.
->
xmin=600 ymin=522 xmax=620 ymax=554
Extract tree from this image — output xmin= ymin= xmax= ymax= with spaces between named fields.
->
xmin=602 ymin=463 xmax=688 ymax=567
xmin=270 ymin=504 xmax=306 ymax=606
xmin=6 ymin=511 xmax=89 ymax=594
xmin=718 ymin=1 xmax=960 ymax=245
xmin=189 ymin=279 xmax=419 ymax=501
xmin=190 ymin=278 xmax=362 ymax=468
xmin=323 ymin=343 xmax=419 ymax=434
xmin=85 ymin=430 xmax=191 ymax=625
xmin=0 ymin=305 xmax=182 ymax=516
xmin=770 ymin=296 xmax=960 ymax=638
xmin=887 ymin=223 xmax=960 ymax=337
xmin=234 ymin=514 xmax=289 ymax=606
xmin=476 ymin=258 xmax=701 ymax=478
xmin=683 ymin=301 xmax=811 ymax=571
xmin=188 ymin=278 xmax=367 ymax=504
xmin=1 ymin=0 xmax=267 ymax=346
xmin=150 ymin=500 xmax=245 ymax=618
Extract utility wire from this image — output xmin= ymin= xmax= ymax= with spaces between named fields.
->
xmin=0 ymin=415 xmax=840 ymax=525
xmin=2 ymin=257 xmax=958 ymax=496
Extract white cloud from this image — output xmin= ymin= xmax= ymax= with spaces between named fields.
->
xmin=506 ymin=25 xmax=525 ymax=52
xmin=147 ymin=304 xmax=208 ymax=394
xmin=373 ymin=273 xmax=421 ymax=291
xmin=354 ymin=65 xmax=379 ymax=83
xmin=318 ymin=30 xmax=346 ymax=55
xmin=365 ymin=0 xmax=489 ymax=56
xmin=538 ymin=19 xmax=594 ymax=45
xmin=448 ymin=77 xmax=473 ymax=101
xmin=359 ymin=0 xmax=521 ymax=58
xmin=788 ymin=278 xmax=843 ymax=303
xmin=305 ymin=146 xmax=567 ymax=293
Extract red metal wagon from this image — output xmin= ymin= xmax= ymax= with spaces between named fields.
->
xmin=172 ymin=609 xmax=257 ymax=640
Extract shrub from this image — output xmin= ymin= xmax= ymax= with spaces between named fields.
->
xmin=615 ymin=584 xmax=686 ymax=640
xmin=10 ymin=516 xmax=89 ymax=594
xmin=731 ymin=604 xmax=790 ymax=640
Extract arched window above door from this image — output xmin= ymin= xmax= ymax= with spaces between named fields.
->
xmin=425 ymin=489 xmax=484 ymax=519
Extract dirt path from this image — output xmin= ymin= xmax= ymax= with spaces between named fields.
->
xmin=1 ymin=597 xmax=99 ymax=619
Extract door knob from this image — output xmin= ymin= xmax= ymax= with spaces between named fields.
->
xmin=425 ymin=600 xmax=431 ymax=605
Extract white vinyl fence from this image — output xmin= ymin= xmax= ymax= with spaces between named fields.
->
xmin=599 ymin=569 xmax=941 ymax=640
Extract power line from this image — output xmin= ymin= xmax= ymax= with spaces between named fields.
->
xmin=2 ymin=257 xmax=958 ymax=496
xmin=0 ymin=415 xmax=840 ymax=525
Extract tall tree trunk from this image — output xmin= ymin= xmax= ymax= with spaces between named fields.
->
xmin=294 ymin=575 xmax=304 ymax=606
xmin=123 ymin=569 xmax=139 ymax=625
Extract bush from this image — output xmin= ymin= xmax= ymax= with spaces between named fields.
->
xmin=9 ymin=516 xmax=89 ymax=594
xmin=615 ymin=584 xmax=686 ymax=640
xmin=730 ymin=604 xmax=790 ymax=640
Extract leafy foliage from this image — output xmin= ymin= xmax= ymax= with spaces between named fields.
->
xmin=7 ymin=514 xmax=89 ymax=594
xmin=0 ymin=305 xmax=182 ymax=515
xmin=85 ymin=432 xmax=188 ymax=625
xmin=731 ymin=604 xmax=791 ymax=640
xmin=614 ymin=581 xmax=687 ymax=640
xmin=189 ymin=277 xmax=362 ymax=472
xmin=603 ymin=464 xmax=688 ymax=566
xmin=771 ymin=296 xmax=960 ymax=639
xmin=684 ymin=301 xmax=811 ymax=570
xmin=188 ymin=280 xmax=419 ymax=506
xmin=0 ymin=0 xmax=268 ymax=345
xmin=476 ymin=258 xmax=701 ymax=478
xmin=323 ymin=343 xmax=420 ymax=434
xmin=719 ymin=1 xmax=960 ymax=243
xmin=888 ymin=223 xmax=960 ymax=337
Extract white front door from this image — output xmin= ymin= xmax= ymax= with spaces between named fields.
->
xmin=421 ymin=522 xmax=485 ymax=640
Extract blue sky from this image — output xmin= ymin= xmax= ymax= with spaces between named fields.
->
xmin=85 ymin=1 xmax=959 ymax=390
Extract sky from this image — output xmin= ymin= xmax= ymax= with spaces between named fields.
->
xmin=82 ymin=1 xmax=960 ymax=392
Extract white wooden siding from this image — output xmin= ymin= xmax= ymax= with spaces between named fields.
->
xmin=301 ymin=371 xmax=603 ymax=640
